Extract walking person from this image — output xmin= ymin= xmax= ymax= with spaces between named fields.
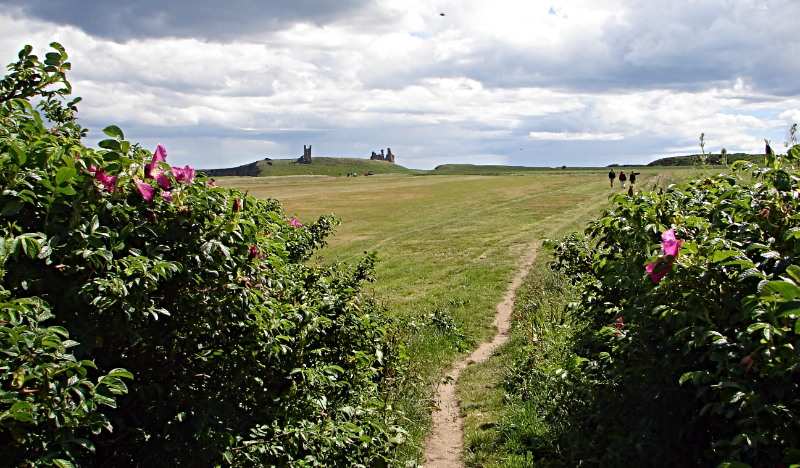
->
xmin=629 ymin=171 xmax=640 ymax=187
xmin=619 ymin=170 xmax=627 ymax=188
xmin=608 ymin=168 xmax=616 ymax=188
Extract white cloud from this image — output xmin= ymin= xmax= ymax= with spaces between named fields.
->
xmin=529 ymin=132 xmax=624 ymax=140
xmin=0 ymin=0 xmax=798 ymax=169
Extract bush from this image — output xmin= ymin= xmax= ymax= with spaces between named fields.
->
xmin=0 ymin=43 xmax=404 ymax=467
xmin=530 ymin=143 xmax=800 ymax=467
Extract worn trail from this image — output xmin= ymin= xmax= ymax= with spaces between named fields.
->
xmin=421 ymin=190 xmax=611 ymax=467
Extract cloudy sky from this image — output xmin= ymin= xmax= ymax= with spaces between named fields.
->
xmin=1 ymin=0 xmax=798 ymax=169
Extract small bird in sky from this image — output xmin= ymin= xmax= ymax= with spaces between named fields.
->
xmin=440 ymin=13 xmax=445 ymax=16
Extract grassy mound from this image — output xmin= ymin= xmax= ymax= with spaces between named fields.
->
xmin=648 ymin=153 xmax=761 ymax=166
xmin=253 ymin=157 xmax=424 ymax=177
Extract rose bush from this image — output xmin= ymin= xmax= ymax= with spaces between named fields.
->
xmin=0 ymin=43 xmax=403 ymax=467
xmin=509 ymin=143 xmax=800 ymax=467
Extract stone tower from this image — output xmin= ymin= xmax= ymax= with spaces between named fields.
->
xmin=369 ymin=148 xmax=396 ymax=163
xmin=298 ymin=145 xmax=312 ymax=164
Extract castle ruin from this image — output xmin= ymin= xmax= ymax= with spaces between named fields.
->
xmin=298 ymin=145 xmax=312 ymax=164
xmin=370 ymin=148 xmax=395 ymax=163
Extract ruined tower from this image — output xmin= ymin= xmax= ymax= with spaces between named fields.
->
xmin=369 ymin=148 xmax=396 ymax=163
xmin=298 ymin=145 xmax=312 ymax=164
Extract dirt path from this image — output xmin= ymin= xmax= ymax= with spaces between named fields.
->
xmin=421 ymin=243 xmax=540 ymax=467
xmin=421 ymin=188 xmax=613 ymax=467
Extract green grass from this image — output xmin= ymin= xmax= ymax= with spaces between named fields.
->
xmin=212 ymin=155 xmax=714 ymax=179
xmin=220 ymin=173 xmax=615 ymax=461
xmin=217 ymin=168 xmax=722 ymax=465
xmin=455 ymin=168 xmax=732 ymax=467
xmin=251 ymin=157 xmax=425 ymax=177
xmin=647 ymin=153 xmax=762 ymax=166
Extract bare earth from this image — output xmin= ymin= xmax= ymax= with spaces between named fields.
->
xmin=422 ymin=244 xmax=540 ymax=467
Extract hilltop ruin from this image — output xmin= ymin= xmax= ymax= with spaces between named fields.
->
xmin=370 ymin=148 xmax=395 ymax=163
xmin=298 ymin=145 xmax=312 ymax=164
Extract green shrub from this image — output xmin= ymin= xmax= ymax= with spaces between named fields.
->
xmin=529 ymin=144 xmax=800 ymax=467
xmin=1 ymin=43 xmax=404 ymax=467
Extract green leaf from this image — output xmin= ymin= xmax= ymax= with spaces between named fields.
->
xmin=679 ymin=372 xmax=694 ymax=385
xmin=106 ymin=368 xmax=134 ymax=379
xmin=48 ymin=326 xmax=69 ymax=337
xmin=711 ymin=250 xmax=741 ymax=263
xmin=56 ymin=167 xmax=77 ymax=185
xmin=67 ymin=437 xmax=95 ymax=453
xmin=786 ymin=265 xmax=800 ymax=284
xmin=784 ymin=227 xmax=800 ymax=240
xmin=717 ymin=461 xmax=752 ymax=468
xmin=0 ymin=199 xmax=24 ymax=216
xmin=10 ymin=401 xmax=33 ymax=412
xmin=53 ymin=459 xmax=75 ymax=468
xmin=22 ymin=237 xmax=39 ymax=259
xmin=737 ymin=268 xmax=766 ymax=281
xmin=760 ymin=281 xmax=800 ymax=301
xmin=98 ymin=139 xmax=121 ymax=151
xmin=11 ymin=411 xmax=35 ymax=423
xmin=102 ymin=125 xmax=124 ymax=139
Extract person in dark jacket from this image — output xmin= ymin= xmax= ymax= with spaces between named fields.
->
xmin=619 ymin=170 xmax=627 ymax=188
xmin=629 ymin=171 xmax=640 ymax=186
xmin=608 ymin=169 xmax=616 ymax=188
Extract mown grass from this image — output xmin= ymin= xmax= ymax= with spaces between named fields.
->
xmin=214 ymin=154 xmax=710 ymax=179
xmin=217 ymin=168 xmax=710 ymax=465
xmin=219 ymin=173 xmax=614 ymax=461
xmin=457 ymin=166 xmax=732 ymax=467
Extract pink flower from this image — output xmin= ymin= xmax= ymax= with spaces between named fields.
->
xmin=646 ymin=229 xmax=684 ymax=283
xmin=136 ymin=180 xmax=155 ymax=202
xmin=152 ymin=144 xmax=167 ymax=163
xmin=661 ymin=229 xmax=683 ymax=258
xmin=171 ymin=165 xmax=196 ymax=184
xmin=182 ymin=166 xmax=195 ymax=184
xmin=94 ymin=168 xmax=117 ymax=192
xmin=145 ymin=145 xmax=171 ymax=190
xmin=615 ymin=318 xmax=624 ymax=329
xmin=154 ymin=173 xmax=171 ymax=190
xmin=249 ymin=246 xmax=258 ymax=258
xmin=160 ymin=192 xmax=173 ymax=203
xmin=209 ymin=182 xmax=217 ymax=187
xmin=233 ymin=199 xmax=242 ymax=212
xmin=284 ymin=217 xmax=302 ymax=227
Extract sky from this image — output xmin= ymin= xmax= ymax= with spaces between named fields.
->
xmin=1 ymin=0 xmax=798 ymax=169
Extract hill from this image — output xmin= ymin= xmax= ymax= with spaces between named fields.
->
xmin=202 ymin=157 xmax=424 ymax=177
xmin=430 ymin=164 xmax=560 ymax=175
xmin=647 ymin=153 xmax=762 ymax=166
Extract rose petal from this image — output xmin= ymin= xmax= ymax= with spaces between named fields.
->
xmin=155 ymin=173 xmax=171 ymax=190
xmin=171 ymin=166 xmax=185 ymax=181
xmin=136 ymin=181 xmax=154 ymax=202
xmin=153 ymin=144 xmax=168 ymax=163
xmin=160 ymin=192 xmax=173 ymax=203
xmin=182 ymin=165 xmax=195 ymax=184
xmin=646 ymin=260 xmax=673 ymax=283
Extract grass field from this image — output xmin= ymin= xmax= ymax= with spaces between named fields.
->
xmin=210 ymin=155 xmax=709 ymax=178
xmin=218 ymin=166 xmax=707 ymax=464
xmin=252 ymin=157 xmax=425 ymax=176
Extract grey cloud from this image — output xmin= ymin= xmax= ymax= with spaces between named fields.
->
xmin=360 ymin=0 xmax=800 ymax=96
xmin=0 ymin=0 xmax=373 ymax=41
